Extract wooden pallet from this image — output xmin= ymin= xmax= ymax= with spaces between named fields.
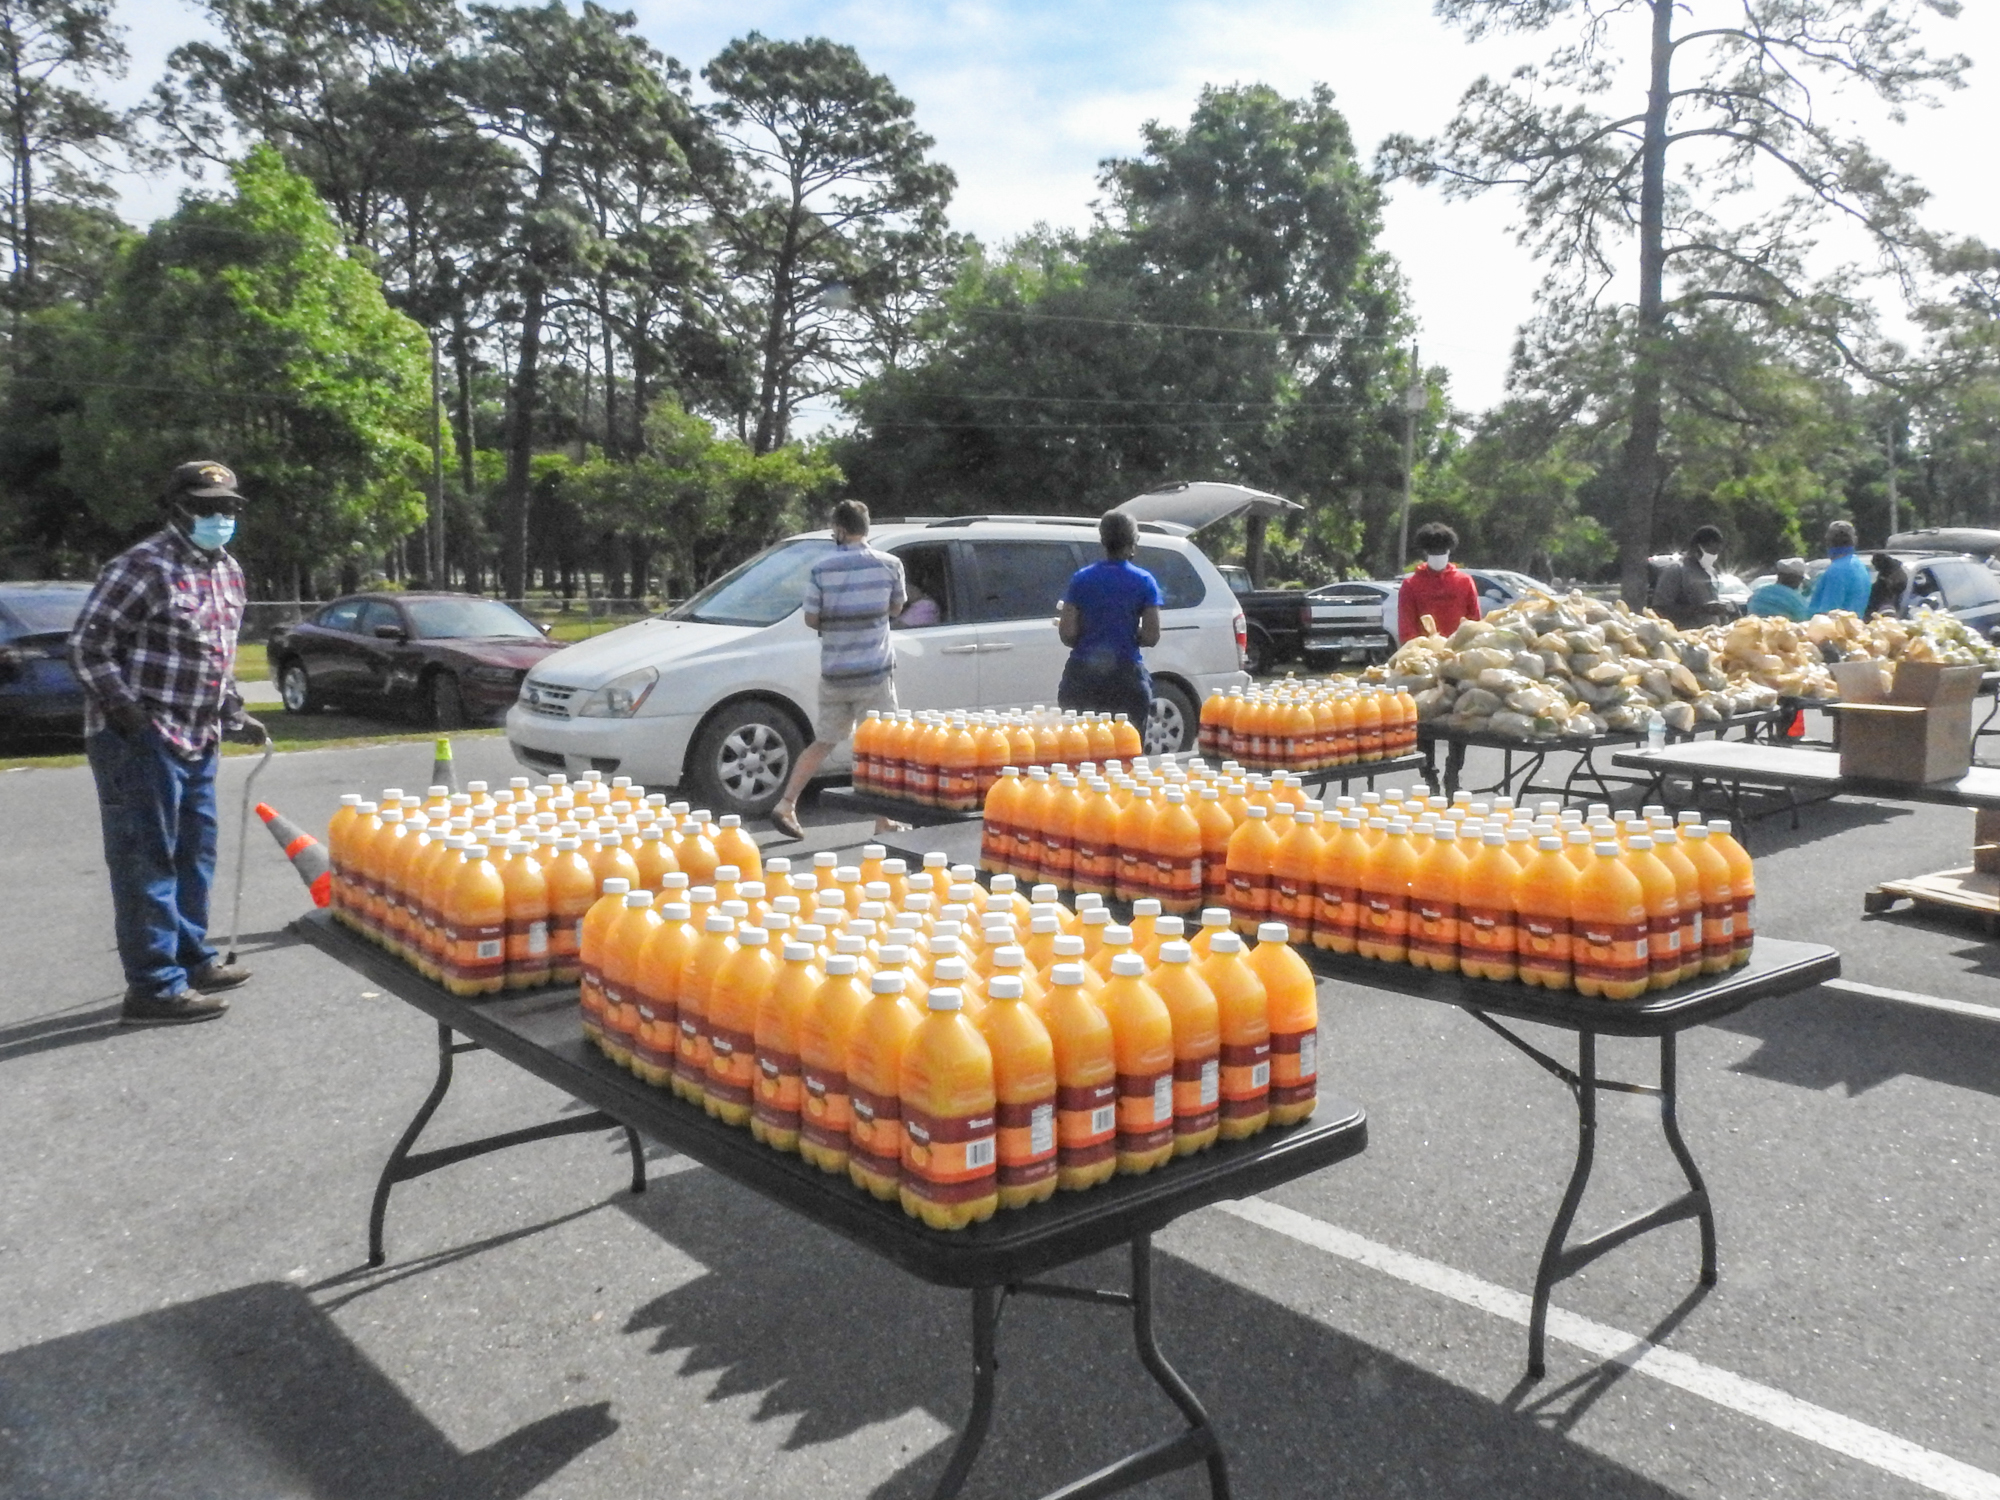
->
xmin=1865 ymin=866 xmax=2000 ymax=934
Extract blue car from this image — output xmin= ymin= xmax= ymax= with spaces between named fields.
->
xmin=0 ymin=581 xmax=91 ymax=737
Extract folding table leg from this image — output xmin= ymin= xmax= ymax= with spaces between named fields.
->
xmin=1528 ymin=1030 xmax=1597 ymax=1378
xmin=369 ymin=1020 xmax=462 ymax=1267
xmin=930 ymin=1286 xmax=999 ymax=1500
xmin=1658 ymin=1033 xmax=1718 ymax=1284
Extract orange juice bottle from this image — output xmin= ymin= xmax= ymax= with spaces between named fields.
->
xmin=898 ymin=985 xmax=1000 ymax=1229
xmin=847 ymin=970 xmax=925 ymax=1199
xmin=633 ymin=900 xmax=693 ymax=1086
xmin=1088 ymin=922 xmax=1135 ymax=982
xmin=1070 ymin=780 xmax=1118 ymax=898
xmin=1039 ymin=773 xmax=1080 ymax=890
xmin=1013 ymin=768 xmax=1051 ymax=883
xmin=712 ymin=814 xmax=761 ymax=882
xmin=673 ymin=819 xmax=720 ymax=887
xmin=589 ymin=831 xmax=641 ymax=899
xmin=1054 ymin=711 xmax=1088 ymax=766
xmin=1282 ymin=696 xmax=1317 ymax=772
xmin=1152 ymin=941 xmax=1221 ymax=1156
xmin=939 ymin=718 xmax=981 ymax=814
xmin=1407 ymin=823 xmax=1467 ymax=973
xmin=600 ymin=889 xmax=661 ymax=1068
xmin=1514 ymin=835 xmax=1576 ymax=989
xmin=327 ymin=794 xmax=364 ymax=926
xmin=442 ymin=844 xmax=509 ymax=998
xmin=798 ymin=954 xmax=869 ymax=1173
xmin=1328 ymin=693 xmax=1358 ymax=766
xmin=1189 ymin=906 xmax=1233 ymax=961
xmin=1311 ymin=816 xmax=1365 ymax=955
xmin=705 ymin=924 xmax=775 ymax=1124
xmin=986 ymin=942 xmax=1046 ymax=1014
xmin=1111 ymin=713 xmax=1143 ymax=760
xmin=500 ymin=840 xmax=552 ymax=989
xmin=1458 ymin=829 xmax=1520 ymax=982
xmin=543 ymin=836 xmax=597 ymax=986
xmin=907 ymin=716 xmax=942 ymax=805
xmin=1647 ymin=828 xmax=1704 ymax=984
xmin=674 ymin=912 xmax=736 ymax=1103
xmin=1624 ymin=835 xmax=1682 ymax=992
xmin=1150 ymin=788 xmax=1202 ymax=917
xmin=853 ymin=709 xmax=881 ymax=792
xmin=1573 ymin=843 xmax=1651 ymax=1000
xmin=983 ymin=766 xmax=1024 ymax=876
xmin=1024 ymin=913 xmax=1061 ymax=976
xmin=1356 ymin=820 xmax=1417 ymax=963
xmin=974 ymin=716 xmax=1011 ymax=802
xmin=1268 ymin=808 xmax=1323 ymax=942
xmin=1045 ymin=962 xmax=1119 ymax=1190
xmin=1250 ymin=923 xmax=1318 ymax=1125
xmin=1224 ymin=805 xmax=1279 ymax=935
xmin=1680 ymin=826 xmax=1737 ymax=975
xmin=978 ymin=973 xmax=1059 ymax=1209
xmin=358 ymin=806 xmax=402 ymax=943
xmin=1707 ymin=820 xmax=1755 ymax=965
xmin=1199 ymin=692 xmax=1229 ymax=759
xmin=1115 ymin=786 xmax=1157 ymax=904
xmin=408 ymin=826 xmax=459 ymax=980
xmin=577 ymin=875 xmax=630 ymax=1044
xmin=629 ymin=826 xmax=672 ymax=891
xmin=1199 ymin=931 xmax=1270 ymax=1139
xmin=1356 ymin=692 xmax=1385 ymax=762
xmin=1100 ymin=954 xmax=1176 ymax=1175
xmin=1192 ymin=787 xmax=1235 ymax=909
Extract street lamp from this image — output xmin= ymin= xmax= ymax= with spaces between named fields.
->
xmin=1396 ymin=345 xmax=1426 ymax=568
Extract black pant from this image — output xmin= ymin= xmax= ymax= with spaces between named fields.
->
xmin=1058 ymin=651 xmax=1153 ymax=729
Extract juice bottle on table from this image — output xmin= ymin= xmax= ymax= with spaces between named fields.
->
xmin=986 ymin=942 xmax=1046 ymax=1014
xmin=1407 ymin=823 xmax=1467 ymax=973
xmin=1707 ymin=820 xmax=1756 ymax=965
xmin=1060 ymin=712 xmax=1092 ymax=767
xmin=672 ymin=820 xmax=720 ymax=888
xmin=1355 ymin=820 xmax=1416 ymax=964
xmin=1199 ymin=931 xmax=1270 ymax=1139
xmin=983 ymin=766 xmax=1024 ymax=876
xmin=1649 ymin=831 xmax=1703 ymax=985
xmin=631 ymin=827 xmax=677 ymax=891
xmin=1514 ymin=836 xmax=1576 ymax=989
xmin=707 ymin=925 xmax=777 ymax=1124
xmin=1192 ymin=787 xmax=1234 ymax=910
xmin=577 ymin=875 xmax=630 ymax=1044
xmin=1038 ymin=773 xmax=1079 ymax=890
xmin=1624 ymin=835 xmax=1682 ymax=992
xmin=1225 ymin=805 xmax=1279 ymax=935
xmin=705 ymin=813 xmax=757 ymax=883
xmin=1189 ymin=907 xmax=1234 ymax=961
xmin=1199 ymin=692 xmax=1229 ymax=760
xmin=601 ymin=890 xmax=661 ymax=1068
xmin=500 ymin=841 xmax=552 ymax=989
xmin=1458 ymin=829 xmax=1521 ymax=982
xmin=939 ymin=718 xmax=982 ymax=815
xmin=1099 ymin=954 xmax=1177 ymax=1175
xmin=1125 ymin=899 xmax=1162 ymax=962
xmin=1679 ymin=826 xmax=1737 ymax=975
xmin=674 ymin=913 xmax=737 ymax=1103
xmin=1013 ymin=768 xmax=1051 ymax=884
xmin=1249 ymin=923 xmax=1318 ymax=1125
xmin=1115 ymin=786 xmax=1158 ymax=905
xmin=1573 ymin=843 xmax=1651 ymax=1000
xmin=590 ymin=831 xmax=641 ymax=899
xmin=1151 ymin=941 xmax=1221 ymax=1156
xmin=1111 ymin=713 xmax=1143 ymax=761
xmin=1311 ymin=816 xmax=1365 ymax=955
xmin=409 ymin=827 xmax=460 ymax=980
xmin=712 ymin=864 xmax=742 ymax=909
xmin=798 ymin=954 xmax=869 ymax=1173
xmin=1048 ymin=933 xmax=1104 ymax=998
xmin=1044 ymin=962 xmax=1118 ymax=1190
xmin=327 ymin=794 xmax=364 ymax=927
xmin=975 ymin=717 xmax=1012 ymax=803
xmin=1150 ymin=788 xmax=1202 ymax=917
xmin=898 ymin=985 xmax=1001 ymax=1229
xmin=1269 ymin=808 xmax=1323 ymax=943
xmin=979 ymin=973 xmax=1059 ymax=1209
xmin=442 ymin=844 xmax=509 ymax=998
xmin=1070 ymin=781 xmax=1117 ymax=899
xmin=1024 ymin=913 xmax=1061 ymax=976
xmin=359 ymin=807 xmax=402 ymax=944
xmin=847 ymin=970 xmax=925 ymax=1200
xmin=633 ymin=901 xmax=693 ymax=1087
xmin=543 ymin=836 xmax=597 ymax=986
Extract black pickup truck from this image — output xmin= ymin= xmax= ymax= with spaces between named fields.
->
xmin=1218 ymin=567 xmax=1392 ymax=674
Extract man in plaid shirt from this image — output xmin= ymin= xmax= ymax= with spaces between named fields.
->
xmin=70 ymin=461 xmax=269 ymax=1025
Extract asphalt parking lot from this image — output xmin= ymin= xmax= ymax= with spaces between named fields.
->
xmin=1 ymin=735 xmax=1995 ymax=1499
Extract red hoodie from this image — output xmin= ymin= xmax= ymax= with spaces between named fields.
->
xmin=1399 ymin=564 xmax=1481 ymax=642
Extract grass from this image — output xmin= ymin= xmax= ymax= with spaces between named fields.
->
xmin=0 ymin=708 xmax=503 ymax=772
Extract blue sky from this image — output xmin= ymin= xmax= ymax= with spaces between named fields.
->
xmin=112 ymin=0 xmax=2000 ymax=413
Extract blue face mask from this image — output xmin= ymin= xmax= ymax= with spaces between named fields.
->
xmin=187 ymin=513 xmax=236 ymax=550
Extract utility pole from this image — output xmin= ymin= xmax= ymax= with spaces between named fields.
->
xmin=1884 ymin=417 xmax=1899 ymax=541
xmin=430 ymin=333 xmax=447 ymax=589
xmin=1396 ymin=343 xmax=1424 ymax=568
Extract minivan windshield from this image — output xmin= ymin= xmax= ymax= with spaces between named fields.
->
xmin=670 ymin=537 xmax=835 ymax=627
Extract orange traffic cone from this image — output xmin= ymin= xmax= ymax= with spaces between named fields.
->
xmin=1786 ymin=709 xmax=1806 ymax=739
xmin=256 ymin=802 xmax=333 ymax=907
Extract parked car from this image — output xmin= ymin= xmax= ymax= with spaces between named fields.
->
xmin=1888 ymin=527 xmax=2000 ymax=566
xmin=0 ymin=581 xmax=90 ymax=737
xmin=1897 ymin=552 xmax=2000 ymax=637
xmin=1302 ymin=580 xmax=1395 ymax=664
xmin=1372 ymin=568 xmax=1558 ymax=648
xmin=506 ymin=516 xmax=1250 ymax=817
xmin=268 ymin=593 xmax=567 ymax=728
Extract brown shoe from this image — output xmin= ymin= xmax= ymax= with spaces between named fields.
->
xmin=768 ymin=805 xmax=805 ymax=841
xmin=121 ymin=989 xmax=229 ymax=1026
xmin=189 ymin=960 xmax=252 ymax=993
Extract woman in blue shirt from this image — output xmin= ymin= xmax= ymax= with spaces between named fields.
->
xmin=1058 ymin=512 xmax=1163 ymax=733
xmin=1809 ymin=520 xmax=1872 ymax=616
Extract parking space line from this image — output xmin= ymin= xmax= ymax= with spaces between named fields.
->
xmin=1219 ymin=1198 xmax=2000 ymax=1500
xmin=1823 ymin=978 xmax=2000 ymax=1024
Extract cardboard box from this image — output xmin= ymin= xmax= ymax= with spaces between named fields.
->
xmin=1975 ymin=808 xmax=2000 ymax=875
xmin=1830 ymin=659 xmax=1982 ymax=783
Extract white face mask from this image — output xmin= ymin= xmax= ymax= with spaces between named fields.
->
xmin=1699 ymin=550 xmax=1719 ymax=569
xmin=1425 ymin=554 xmax=1450 ymax=571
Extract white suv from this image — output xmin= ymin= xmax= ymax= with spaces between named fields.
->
xmin=506 ymin=515 xmax=1249 ymax=817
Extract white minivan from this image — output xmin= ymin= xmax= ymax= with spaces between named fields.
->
xmin=506 ymin=514 xmax=1249 ymax=818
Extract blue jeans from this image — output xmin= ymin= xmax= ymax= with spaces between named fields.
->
xmin=86 ymin=725 xmax=219 ymax=999
xmin=1059 ymin=651 xmax=1154 ymax=730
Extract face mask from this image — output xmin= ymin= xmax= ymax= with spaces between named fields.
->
xmin=1425 ymin=554 xmax=1450 ymax=571
xmin=188 ymin=513 xmax=237 ymax=551
xmin=1699 ymin=550 xmax=1719 ymax=569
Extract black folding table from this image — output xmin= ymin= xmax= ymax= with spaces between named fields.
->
xmin=296 ymin=909 xmax=1368 ymax=1500
xmin=1419 ymin=710 xmax=1783 ymax=804
xmin=1302 ymin=939 xmax=1839 ymax=1376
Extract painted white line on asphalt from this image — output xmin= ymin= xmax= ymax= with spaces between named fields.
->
xmin=1822 ymin=978 xmax=2000 ymax=1024
xmin=1219 ymin=1198 xmax=2000 ymax=1500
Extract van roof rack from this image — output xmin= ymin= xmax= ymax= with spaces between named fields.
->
xmin=920 ymin=514 xmax=1188 ymax=535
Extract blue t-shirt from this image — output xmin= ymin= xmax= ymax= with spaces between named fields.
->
xmin=1809 ymin=550 xmax=1871 ymax=616
xmin=1062 ymin=559 xmax=1164 ymax=665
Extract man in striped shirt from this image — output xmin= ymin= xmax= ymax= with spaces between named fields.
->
xmin=769 ymin=499 xmax=905 ymax=839
xmin=69 ymin=461 xmax=268 ymax=1025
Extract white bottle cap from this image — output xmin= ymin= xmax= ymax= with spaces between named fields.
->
xmin=623 ymin=889 xmax=653 ymax=908
xmin=1051 ymin=962 xmax=1087 ymax=986
xmin=705 ymin=912 xmax=734 ymax=932
xmin=661 ymin=902 xmax=692 ymax=921
xmin=662 ymin=872 xmax=690 ymax=891
xmin=1101 ymin=924 xmax=1133 ymax=947
xmin=1052 ymin=935 xmax=1085 ymax=957
xmin=835 ymin=935 xmax=868 ymax=956
xmin=877 ymin=944 xmax=912 ymax=967
xmin=826 ymin=954 xmax=858 ymax=975
xmin=862 ymin=843 xmax=886 ymax=860
xmin=1030 ymin=914 xmax=1060 ymax=934
xmin=988 ymin=975 xmax=1025 ymax=1001
xmin=1082 ymin=907 xmax=1110 ymax=928
xmin=1207 ymin=931 xmax=1244 ymax=954
xmin=934 ymin=956 xmax=971 ymax=983
xmin=1031 ymin=884 xmax=1061 ymax=904
xmin=1132 ymin=898 xmax=1162 ymax=918
xmin=737 ymin=924 xmax=769 ymax=944
xmin=992 ymin=944 xmax=1026 ymax=969
xmin=927 ymin=986 xmax=963 ymax=1012
xmin=1257 ymin=921 xmax=1290 ymax=943
xmin=1110 ymin=953 xmax=1146 ymax=977
xmin=1159 ymin=941 xmax=1193 ymax=964
xmin=1200 ymin=907 xmax=1232 ymax=928
xmin=720 ymin=813 xmax=740 ymax=827
xmin=714 ymin=864 xmax=741 ymax=882
xmin=783 ymin=941 xmax=814 ymax=962
xmin=873 ymin=970 xmax=907 ymax=994
xmin=602 ymin=877 xmax=630 ymax=896
xmin=1156 ymin=916 xmax=1184 ymax=937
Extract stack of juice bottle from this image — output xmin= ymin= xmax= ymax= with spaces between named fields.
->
xmin=577 ymin=854 xmax=1320 ymax=1230
xmin=322 ymin=769 xmax=767 ymax=997
xmin=1197 ymin=682 xmax=1420 ymax=772
xmin=852 ymin=705 xmax=1144 ymax=811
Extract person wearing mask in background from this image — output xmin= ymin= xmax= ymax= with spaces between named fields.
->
xmin=1866 ymin=552 xmax=1911 ymax=619
xmin=769 ymin=498 xmax=906 ymax=841
xmin=1396 ymin=521 xmax=1481 ymax=642
xmin=1809 ymin=520 xmax=1872 ymax=616
xmin=1058 ymin=511 xmax=1162 ymax=730
xmin=1746 ymin=557 xmax=1812 ymax=621
xmin=68 ymin=461 xmax=268 ymax=1026
xmin=1649 ymin=524 xmax=1732 ymax=631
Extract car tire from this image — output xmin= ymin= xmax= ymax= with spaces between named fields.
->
xmin=278 ymin=661 xmax=320 ymax=714
xmin=1146 ymin=678 xmax=1199 ymax=757
xmin=1244 ymin=626 xmax=1276 ymax=677
xmin=689 ymin=698 xmax=803 ymax=820
xmin=428 ymin=671 xmax=467 ymax=731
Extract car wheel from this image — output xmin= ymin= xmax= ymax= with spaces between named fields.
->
xmin=278 ymin=661 xmax=320 ymax=714
xmin=428 ymin=671 xmax=467 ymax=731
xmin=689 ymin=698 xmax=803 ymax=819
xmin=1244 ymin=626 xmax=1276 ymax=677
xmin=1146 ymin=679 xmax=1199 ymax=757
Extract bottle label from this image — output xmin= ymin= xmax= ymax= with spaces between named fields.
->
xmin=1219 ymin=1038 xmax=1271 ymax=1118
xmin=526 ymin=920 xmax=548 ymax=956
xmin=800 ymin=1065 xmax=851 ymax=1148
xmin=1271 ymin=1027 xmax=1318 ymax=1107
xmin=706 ymin=1023 xmax=756 ymax=1106
xmin=1172 ymin=1055 xmax=1221 ymax=1135
xmin=903 ymin=1104 xmax=999 ymax=1202
xmin=754 ymin=1046 xmax=802 ymax=1129
xmin=1575 ymin=921 xmax=1651 ymax=983
xmin=848 ymin=1084 xmax=903 ymax=1179
xmin=1056 ymin=1079 xmax=1117 ymax=1167
xmin=1116 ymin=1070 xmax=1176 ymax=1154
xmin=996 ymin=1098 xmax=1058 ymax=1179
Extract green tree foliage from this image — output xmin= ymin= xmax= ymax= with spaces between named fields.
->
xmin=57 ymin=144 xmax=433 ymax=592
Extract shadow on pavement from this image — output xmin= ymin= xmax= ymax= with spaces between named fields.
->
xmin=1714 ymin=982 xmax=2000 ymax=1097
xmin=614 ymin=1168 xmax=1683 ymax=1500
xmin=0 ymin=1282 xmax=614 ymax=1500
xmin=0 ymin=999 xmax=126 ymax=1064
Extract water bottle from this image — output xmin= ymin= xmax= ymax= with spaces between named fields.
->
xmin=1646 ymin=709 xmax=1667 ymax=751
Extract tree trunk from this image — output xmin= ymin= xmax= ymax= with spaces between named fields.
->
xmin=1245 ymin=514 xmax=1267 ymax=587
xmin=452 ymin=314 xmax=477 ymax=499
xmin=1618 ymin=0 xmax=1676 ymax=609
xmin=502 ymin=276 xmax=546 ymax=599
xmin=752 ymin=205 xmax=805 ymax=455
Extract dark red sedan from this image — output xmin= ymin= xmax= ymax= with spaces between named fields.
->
xmin=268 ymin=594 xmax=567 ymax=727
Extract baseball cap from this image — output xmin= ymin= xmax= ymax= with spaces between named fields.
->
xmin=165 ymin=461 xmax=244 ymax=506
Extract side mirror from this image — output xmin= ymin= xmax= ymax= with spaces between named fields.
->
xmin=372 ymin=623 xmax=407 ymax=641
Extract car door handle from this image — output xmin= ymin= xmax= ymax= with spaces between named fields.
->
xmin=941 ymin=644 xmax=981 ymax=655
xmin=979 ymin=641 xmax=1014 ymax=652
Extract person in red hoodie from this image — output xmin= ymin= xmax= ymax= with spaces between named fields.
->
xmin=1396 ymin=522 xmax=1482 ymax=642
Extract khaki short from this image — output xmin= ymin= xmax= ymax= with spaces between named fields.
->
xmin=815 ymin=675 xmax=898 ymax=743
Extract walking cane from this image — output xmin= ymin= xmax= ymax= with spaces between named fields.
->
xmin=225 ymin=740 xmax=275 ymax=967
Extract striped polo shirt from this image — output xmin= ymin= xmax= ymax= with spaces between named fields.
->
xmin=804 ymin=541 xmax=907 ymax=684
